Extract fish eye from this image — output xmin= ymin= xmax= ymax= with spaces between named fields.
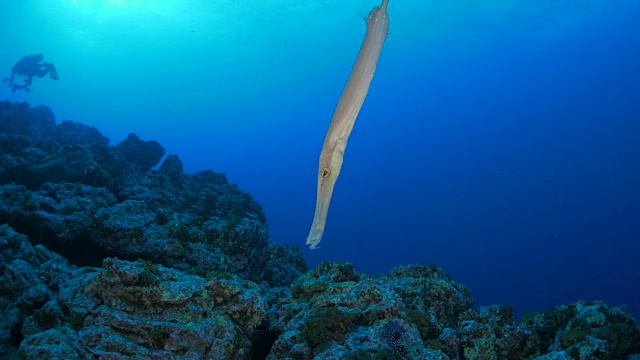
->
xmin=321 ymin=168 xmax=331 ymax=178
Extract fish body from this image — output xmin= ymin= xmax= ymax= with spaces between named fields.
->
xmin=306 ymin=0 xmax=390 ymax=249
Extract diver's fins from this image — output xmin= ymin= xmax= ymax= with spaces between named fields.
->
xmin=49 ymin=68 xmax=59 ymax=81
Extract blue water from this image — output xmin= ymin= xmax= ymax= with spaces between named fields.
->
xmin=2 ymin=0 xmax=639 ymax=320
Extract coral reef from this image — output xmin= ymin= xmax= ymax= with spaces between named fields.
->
xmin=115 ymin=132 xmax=165 ymax=172
xmin=0 ymin=101 xmax=306 ymax=287
xmin=1 ymin=101 xmax=638 ymax=359
xmin=262 ymin=262 xmax=640 ymax=359
xmin=1 ymin=224 xmax=265 ymax=358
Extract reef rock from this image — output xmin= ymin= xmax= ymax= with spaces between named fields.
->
xmin=263 ymin=262 xmax=640 ymax=360
xmin=1 ymin=226 xmax=267 ymax=358
xmin=0 ymin=101 xmax=307 ymax=288
xmin=115 ymin=132 xmax=165 ymax=171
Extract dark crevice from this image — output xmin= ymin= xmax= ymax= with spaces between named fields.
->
xmin=7 ymin=218 xmax=135 ymax=267
xmin=9 ymin=320 xmax=24 ymax=348
xmin=249 ymin=319 xmax=279 ymax=360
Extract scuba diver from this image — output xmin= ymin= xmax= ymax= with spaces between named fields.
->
xmin=3 ymin=54 xmax=59 ymax=92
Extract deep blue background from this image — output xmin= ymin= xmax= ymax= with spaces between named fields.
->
xmin=2 ymin=0 xmax=639 ymax=319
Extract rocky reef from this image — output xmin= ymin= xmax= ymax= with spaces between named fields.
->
xmin=1 ymin=101 xmax=639 ymax=359
xmin=0 ymin=101 xmax=306 ymax=287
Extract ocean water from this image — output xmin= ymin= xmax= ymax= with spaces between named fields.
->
xmin=2 ymin=0 xmax=639 ymax=320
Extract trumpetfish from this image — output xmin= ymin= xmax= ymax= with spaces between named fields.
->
xmin=306 ymin=0 xmax=390 ymax=249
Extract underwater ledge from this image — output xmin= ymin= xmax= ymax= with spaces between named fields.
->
xmin=1 ymin=100 xmax=639 ymax=359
